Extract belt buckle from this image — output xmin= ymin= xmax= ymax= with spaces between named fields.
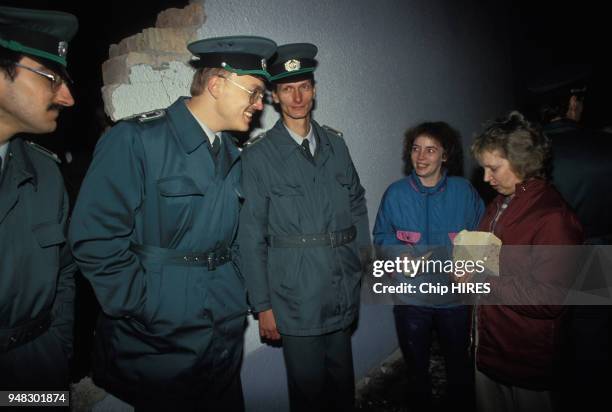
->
xmin=207 ymin=252 xmax=216 ymax=271
xmin=329 ymin=232 xmax=337 ymax=248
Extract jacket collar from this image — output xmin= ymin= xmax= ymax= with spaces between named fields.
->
xmin=510 ymin=178 xmax=546 ymax=200
xmin=271 ymin=119 xmax=334 ymax=161
xmin=491 ymin=178 xmax=548 ymax=226
xmin=166 ymin=97 xmax=208 ymax=154
xmin=166 ymin=97 xmax=241 ymax=177
xmin=408 ymin=169 xmax=448 ymax=194
xmin=217 ymin=131 xmax=241 ymax=178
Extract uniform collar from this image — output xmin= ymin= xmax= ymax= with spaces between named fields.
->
xmin=166 ymin=97 xmax=241 ymax=176
xmin=188 ymin=105 xmax=219 ymax=146
xmin=271 ymin=119 xmax=332 ymax=159
xmin=166 ymin=97 xmax=209 ymax=154
xmin=284 ymin=121 xmax=316 ymax=152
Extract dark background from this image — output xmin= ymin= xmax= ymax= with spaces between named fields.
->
xmin=5 ymin=1 xmax=609 ymax=162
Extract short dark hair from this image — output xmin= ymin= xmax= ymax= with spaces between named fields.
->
xmin=402 ymin=121 xmax=463 ymax=176
xmin=0 ymin=48 xmax=21 ymax=80
xmin=472 ymin=111 xmax=550 ymax=180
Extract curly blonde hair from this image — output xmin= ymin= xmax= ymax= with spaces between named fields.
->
xmin=471 ymin=111 xmax=551 ymax=180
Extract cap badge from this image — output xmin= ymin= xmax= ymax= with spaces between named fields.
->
xmin=261 ymin=58 xmax=267 ymax=70
xmin=58 ymin=41 xmax=68 ymax=57
xmin=284 ymin=59 xmax=301 ymax=72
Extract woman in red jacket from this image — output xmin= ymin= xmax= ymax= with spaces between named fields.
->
xmin=469 ymin=111 xmax=583 ymax=411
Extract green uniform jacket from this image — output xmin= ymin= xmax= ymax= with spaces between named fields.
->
xmin=238 ymin=120 xmax=370 ymax=336
xmin=69 ymin=98 xmax=247 ymax=406
xmin=0 ymin=138 xmax=75 ymax=370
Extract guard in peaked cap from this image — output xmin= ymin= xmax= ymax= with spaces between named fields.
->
xmin=527 ymin=64 xmax=591 ymax=124
xmin=68 ymin=37 xmax=272 ymax=409
xmin=188 ymin=35 xmax=277 ymax=79
xmin=0 ymin=6 xmax=78 ymax=80
xmin=0 ymin=5 xmax=78 ymax=393
xmin=527 ymin=64 xmax=590 ymax=98
xmin=238 ymin=40 xmax=370 ymax=411
xmin=268 ymin=42 xmax=318 ymax=83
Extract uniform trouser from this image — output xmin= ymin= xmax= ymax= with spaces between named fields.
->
xmin=0 ymin=328 xmax=70 ymax=390
xmin=393 ymin=305 xmax=474 ymax=410
xmin=281 ymin=328 xmax=355 ymax=412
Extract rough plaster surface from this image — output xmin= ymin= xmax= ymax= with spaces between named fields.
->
xmin=102 ymin=61 xmax=193 ymax=120
xmin=102 ymin=2 xmax=204 ymax=120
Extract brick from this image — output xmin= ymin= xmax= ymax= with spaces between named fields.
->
xmin=156 ymin=2 xmax=205 ymax=28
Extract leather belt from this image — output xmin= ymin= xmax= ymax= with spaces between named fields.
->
xmin=0 ymin=312 xmax=52 ymax=352
xmin=130 ymin=244 xmax=232 ymax=271
xmin=267 ymin=225 xmax=356 ymax=248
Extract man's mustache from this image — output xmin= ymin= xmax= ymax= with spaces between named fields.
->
xmin=47 ymin=104 xmax=64 ymax=112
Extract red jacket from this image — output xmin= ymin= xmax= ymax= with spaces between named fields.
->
xmin=476 ymin=178 xmax=583 ymax=390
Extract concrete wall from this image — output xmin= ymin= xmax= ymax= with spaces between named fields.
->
xmin=106 ymin=0 xmax=514 ymax=410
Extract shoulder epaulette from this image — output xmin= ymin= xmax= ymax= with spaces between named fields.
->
xmin=125 ymin=109 xmax=166 ymax=123
xmin=322 ymin=125 xmax=343 ymax=138
xmin=25 ymin=141 xmax=61 ymax=164
xmin=244 ymin=132 xmax=266 ymax=148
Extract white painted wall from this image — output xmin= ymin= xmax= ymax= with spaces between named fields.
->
xmin=117 ymin=0 xmax=514 ymax=409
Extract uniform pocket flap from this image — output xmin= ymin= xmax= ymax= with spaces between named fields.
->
xmin=32 ymin=222 xmax=65 ymax=248
xmin=157 ymin=176 xmax=205 ymax=197
xmin=270 ymin=184 xmax=304 ymax=197
xmin=336 ymin=174 xmax=350 ymax=186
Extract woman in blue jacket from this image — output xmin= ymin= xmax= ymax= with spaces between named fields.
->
xmin=373 ymin=122 xmax=484 ymax=410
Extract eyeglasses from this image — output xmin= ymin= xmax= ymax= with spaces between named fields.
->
xmin=218 ymin=75 xmax=265 ymax=105
xmin=14 ymin=63 xmax=66 ymax=92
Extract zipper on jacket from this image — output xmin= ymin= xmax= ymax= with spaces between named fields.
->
xmin=489 ymin=195 xmax=512 ymax=235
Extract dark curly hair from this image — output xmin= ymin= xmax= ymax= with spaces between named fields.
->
xmin=471 ymin=111 xmax=551 ymax=180
xmin=402 ymin=121 xmax=463 ymax=176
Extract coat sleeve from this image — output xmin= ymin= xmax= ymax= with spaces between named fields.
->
xmin=468 ymin=184 xmax=485 ymax=230
xmin=68 ymin=122 xmax=147 ymax=319
xmin=372 ymin=186 xmax=400 ymax=246
xmin=237 ymin=149 xmax=272 ymax=313
xmin=51 ymin=188 xmax=77 ymax=357
xmin=485 ymin=210 xmax=583 ymax=318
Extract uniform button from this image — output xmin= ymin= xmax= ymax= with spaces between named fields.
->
xmin=221 ymin=350 xmax=229 ymax=358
